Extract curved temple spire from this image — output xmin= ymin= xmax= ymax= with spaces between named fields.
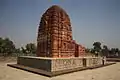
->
xmin=37 ymin=5 xmax=85 ymax=57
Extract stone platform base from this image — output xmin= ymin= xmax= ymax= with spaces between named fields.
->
xmin=7 ymin=56 xmax=113 ymax=77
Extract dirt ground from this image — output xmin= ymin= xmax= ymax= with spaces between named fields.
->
xmin=0 ymin=58 xmax=120 ymax=80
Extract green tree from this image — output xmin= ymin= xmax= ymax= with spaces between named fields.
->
xmin=15 ymin=48 xmax=22 ymax=56
xmin=25 ymin=43 xmax=37 ymax=54
xmin=113 ymin=48 xmax=119 ymax=57
xmin=115 ymin=48 xmax=119 ymax=56
xmin=0 ymin=37 xmax=4 ymax=55
xmin=0 ymin=37 xmax=16 ymax=56
xmin=93 ymin=42 xmax=101 ymax=56
xmin=102 ymin=45 xmax=109 ymax=56
xmin=109 ymin=48 xmax=116 ymax=57
xmin=21 ymin=47 xmax=27 ymax=55
xmin=108 ymin=48 xmax=120 ymax=57
xmin=110 ymin=48 xmax=116 ymax=54
xmin=15 ymin=48 xmax=21 ymax=53
xmin=4 ymin=38 xmax=15 ymax=55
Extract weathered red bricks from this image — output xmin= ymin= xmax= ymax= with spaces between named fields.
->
xmin=37 ymin=5 xmax=85 ymax=57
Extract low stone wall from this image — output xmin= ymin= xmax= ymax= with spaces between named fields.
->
xmin=85 ymin=57 xmax=103 ymax=67
xmin=51 ymin=58 xmax=83 ymax=71
xmin=51 ymin=57 xmax=105 ymax=71
xmin=17 ymin=56 xmax=105 ymax=72
xmin=17 ymin=56 xmax=51 ymax=71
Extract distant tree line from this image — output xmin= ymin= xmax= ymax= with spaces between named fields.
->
xmin=85 ymin=42 xmax=120 ymax=58
xmin=0 ymin=37 xmax=37 ymax=57
xmin=0 ymin=37 xmax=120 ymax=58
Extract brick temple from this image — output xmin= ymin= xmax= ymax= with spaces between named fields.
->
xmin=8 ymin=5 xmax=107 ymax=77
xmin=37 ymin=5 xmax=85 ymax=57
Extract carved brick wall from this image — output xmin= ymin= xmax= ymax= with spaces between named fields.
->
xmin=37 ymin=5 xmax=85 ymax=57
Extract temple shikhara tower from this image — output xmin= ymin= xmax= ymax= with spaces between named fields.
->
xmin=37 ymin=5 xmax=85 ymax=57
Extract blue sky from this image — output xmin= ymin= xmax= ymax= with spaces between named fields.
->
xmin=0 ymin=0 xmax=120 ymax=49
